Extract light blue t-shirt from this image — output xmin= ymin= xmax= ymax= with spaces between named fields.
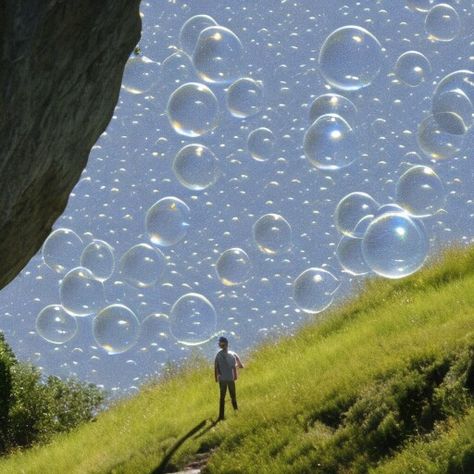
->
xmin=215 ymin=349 xmax=238 ymax=381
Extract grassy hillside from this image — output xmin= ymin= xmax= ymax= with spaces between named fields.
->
xmin=1 ymin=246 xmax=474 ymax=473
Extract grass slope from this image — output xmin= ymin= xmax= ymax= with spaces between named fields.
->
xmin=1 ymin=247 xmax=474 ymax=473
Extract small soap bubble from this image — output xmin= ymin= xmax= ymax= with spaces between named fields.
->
xmin=253 ymin=214 xmax=292 ymax=255
xmin=122 ymin=54 xmax=160 ymax=95
xmin=216 ymin=248 xmax=252 ymax=286
xmin=394 ymin=51 xmax=431 ymax=87
xmin=336 ymin=237 xmax=371 ymax=276
xmin=36 ymin=305 xmax=78 ymax=344
xmin=179 ymin=15 xmax=218 ymax=55
xmin=227 ymin=78 xmax=264 ymax=118
xmin=425 ymin=4 xmax=461 ymax=42
xmin=80 ymin=240 xmax=115 ymax=282
xmin=309 ymin=94 xmax=358 ymax=124
xmin=335 ymin=192 xmax=379 ymax=238
xmin=42 ymin=228 xmax=83 ymax=274
xmin=247 ymin=127 xmax=275 ymax=162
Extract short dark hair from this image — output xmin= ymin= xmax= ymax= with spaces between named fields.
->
xmin=218 ymin=336 xmax=228 ymax=344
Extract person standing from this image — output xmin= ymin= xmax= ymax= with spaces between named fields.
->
xmin=214 ymin=336 xmax=244 ymax=421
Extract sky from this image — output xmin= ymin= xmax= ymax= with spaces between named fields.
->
xmin=0 ymin=0 xmax=473 ymax=396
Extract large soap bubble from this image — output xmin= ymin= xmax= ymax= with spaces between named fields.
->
xmin=336 ymin=237 xmax=371 ymax=276
xmin=253 ymin=214 xmax=292 ymax=255
xmin=121 ymin=54 xmax=160 ymax=95
xmin=335 ymin=192 xmax=379 ymax=238
xmin=425 ymin=4 xmax=461 ymax=42
xmin=227 ymin=78 xmax=264 ymax=118
xmin=172 ymin=144 xmax=219 ymax=190
xmin=159 ymin=52 xmax=196 ymax=96
xmin=170 ymin=293 xmax=217 ymax=346
xmin=36 ymin=305 xmax=78 ymax=344
xmin=138 ymin=313 xmax=172 ymax=353
xmin=247 ymin=127 xmax=275 ymax=162
xmin=216 ymin=248 xmax=252 ymax=286
xmin=119 ymin=243 xmax=166 ymax=288
xmin=432 ymin=89 xmax=473 ymax=135
xmin=293 ymin=268 xmax=340 ymax=314
xmin=167 ymin=82 xmax=219 ymax=137
xmin=304 ymin=114 xmax=358 ymax=170
xmin=179 ymin=15 xmax=218 ymax=55
xmin=80 ymin=240 xmax=114 ymax=282
xmin=93 ymin=304 xmax=140 ymax=355
xmin=193 ymin=26 xmax=244 ymax=84
xmin=362 ymin=212 xmax=429 ymax=279
xmin=309 ymin=94 xmax=358 ymax=124
xmin=145 ymin=197 xmax=190 ymax=247
xmin=60 ymin=267 xmax=105 ymax=316
xmin=394 ymin=51 xmax=431 ymax=87
xmin=318 ymin=26 xmax=383 ymax=91
xmin=42 ymin=228 xmax=83 ymax=274
xmin=396 ymin=165 xmax=446 ymax=217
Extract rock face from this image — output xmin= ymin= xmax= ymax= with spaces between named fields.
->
xmin=0 ymin=0 xmax=141 ymax=289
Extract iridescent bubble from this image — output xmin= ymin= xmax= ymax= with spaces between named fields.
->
xmin=432 ymin=89 xmax=473 ymax=134
xmin=227 ymin=78 xmax=264 ymax=118
xmin=36 ymin=305 xmax=78 ymax=344
xmin=293 ymin=268 xmax=340 ymax=314
xmin=362 ymin=212 xmax=429 ymax=279
xmin=170 ymin=293 xmax=217 ymax=346
xmin=425 ymin=4 xmax=461 ymax=42
xmin=309 ymin=94 xmax=358 ymax=124
xmin=145 ymin=197 xmax=190 ymax=247
xmin=172 ymin=144 xmax=219 ymax=190
xmin=42 ymin=228 xmax=83 ymax=274
xmin=138 ymin=313 xmax=171 ymax=352
xmin=247 ymin=127 xmax=275 ymax=162
xmin=396 ymin=165 xmax=446 ymax=218
xmin=394 ymin=51 xmax=431 ymax=87
xmin=167 ymin=82 xmax=219 ymax=137
xmin=216 ymin=248 xmax=252 ymax=286
xmin=60 ymin=267 xmax=105 ymax=316
xmin=193 ymin=26 xmax=244 ymax=84
xmin=336 ymin=237 xmax=370 ymax=276
xmin=93 ymin=304 xmax=140 ymax=355
xmin=122 ymin=54 xmax=160 ymax=95
xmin=179 ymin=15 xmax=218 ymax=55
xmin=335 ymin=192 xmax=379 ymax=238
xmin=253 ymin=214 xmax=292 ymax=255
xmin=304 ymin=114 xmax=358 ymax=170
xmin=119 ymin=244 xmax=165 ymax=288
xmin=80 ymin=240 xmax=114 ymax=282
xmin=318 ymin=26 xmax=383 ymax=91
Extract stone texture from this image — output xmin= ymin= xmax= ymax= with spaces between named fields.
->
xmin=0 ymin=0 xmax=141 ymax=289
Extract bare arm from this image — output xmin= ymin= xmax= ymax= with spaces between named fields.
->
xmin=235 ymin=354 xmax=244 ymax=369
xmin=214 ymin=358 xmax=220 ymax=382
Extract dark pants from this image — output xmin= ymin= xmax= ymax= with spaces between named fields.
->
xmin=219 ymin=380 xmax=238 ymax=419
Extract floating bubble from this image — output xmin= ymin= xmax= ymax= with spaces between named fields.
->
xmin=172 ymin=144 xmax=219 ymax=190
xmin=145 ymin=197 xmax=191 ymax=247
xmin=247 ymin=127 xmax=275 ymax=162
xmin=169 ymin=293 xmax=217 ymax=346
xmin=335 ymin=192 xmax=379 ymax=238
xmin=253 ymin=214 xmax=292 ymax=255
xmin=216 ymin=248 xmax=252 ymax=286
xmin=362 ymin=212 xmax=429 ymax=279
xmin=309 ymin=94 xmax=358 ymax=124
xmin=433 ymin=70 xmax=474 ymax=105
xmin=375 ymin=203 xmax=407 ymax=218
xmin=304 ymin=114 xmax=358 ymax=170
xmin=119 ymin=244 xmax=165 ymax=288
xmin=179 ymin=15 xmax=218 ymax=55
xmin=80 ymin=240 xmax=114 ymax=282
xmin=60 ymin=267 xmax=105 ymax=316
xmin=406 ymin=0 xmax=433 ymax=12
xmin=42 ymin=228 xmax=83 ymax=274
xmin=394 ymin=51 xmax=431 ymax=87
xmin=93 ymin=304 xmax=140 ymax=355
xmin=425 ymin=4 xmax=461 ymax=42
xmin=193 ymin=26 xmax=244 ymax=84
xmin=336 ymin=237 xmax=370 ymax=276
xmin=293 ymin=268 xmax=340 ymax=314
xmin=138 ymin=313 xmax=172 ymax=352
xmin=122 ymin=54 xmax=160 ymax=95
xmin=227 ymin=78 xmax=264 ymax=118
xmin=159 ymin=52 xmax=195 ymax=95
xmin=396 ymin=165 xmax=446 ymax=217
xmin=167 ymin=82 xmax=219 ymax=137
xmin=36 ymin=305 xmax=78 ymax=344
xmin=318 ymin=26 xmax=383 ymax=91
xmin=432 ymin=89 xmax=473 ymax=134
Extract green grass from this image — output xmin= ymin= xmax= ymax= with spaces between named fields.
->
xmin=1 ymin=246 xmax=474 ymax=473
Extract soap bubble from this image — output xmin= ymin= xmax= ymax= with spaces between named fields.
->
xmin=138 ymin=313 xmax=172 ymax=352
xmin=335 ymin=193 xmax=379 ymax=238
xmin=167 ymin=82 xmax=219 ymax=137
xmin=170 ymin=293 xmax=217 ymax=346
xmin=60 ymin=267 xmax=105 ymax=316
xmin=80 ymin=240 xmax=114 ymax=282
xmin=433 ymin=70 xmax=474 ymax=105
xmin=336 ymin=237 xmax=371 ymax=276
xmin=145 ymin=197 xmax=190 ymax=247
xmin=179 ymin=15 xmax=218 ymax=55
xmin=293 ymin=268 xmax=340 ymax=314
xmin=432 ymin=89 xmax=473 ymax=134
xmin=227 ymin=78 xmax=264 ymax=118
xmin=216 ymin=248 xmax=252 ymax=286
xmin=309 ymin=94 xmax=358 ymax=124
xmin=42 ymin=228 xmax=83 ymax=274
xmin=172 ymin=144 xmax=219 ymax=190
xmin=160 ymin=52 xmax=195 ymax=95
xmin=93 ymin=304 xmax=140 ymax=354
xmin=36 ymin=305 xmax=78 ymax=344
xmin=119 ymin=244 xmax=165 ymax=288
xmin=375 ymin=203 xmax=407 ymax=218
xmin=193 ymin=26 xmax=244 ymax=83
xmin=362 ymin=212 xmax=429 ymax=279
xmin=304 ymin=114 xmax=358 ymax=170
xmin=425 ymin=4 xmax=461 ymax=42
xmin=406 ymin=0 xmax=433 ymax=12
xmin=396 ymin=165 xmax=446 ymax=217
xmin=247 ymin=127 xmax=275 ymax=162
xmin=318 ymin=26 xmax=383 ymax=91
xmin=394 ymin=51 xmax=431 ymax=87
xmin=122 ymin=54 xmax=159 ymax=95
xmin=253 ymin=214 xmax=292 ymax=255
